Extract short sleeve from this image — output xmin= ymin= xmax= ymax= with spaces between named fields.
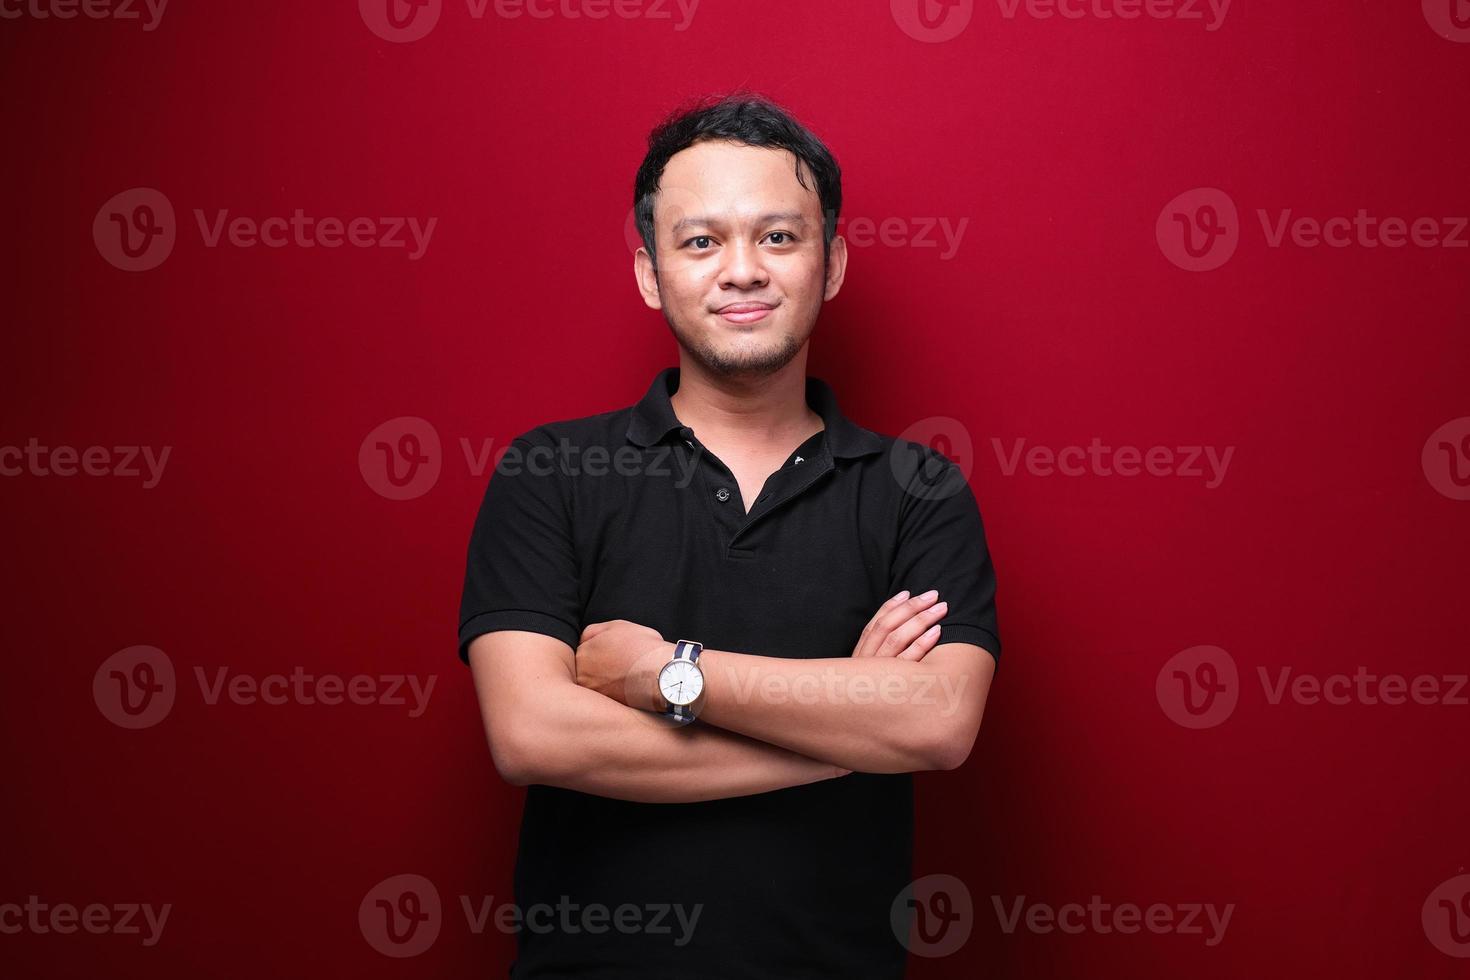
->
xmin=887 ymin=445 xmax=1001 ymax=663
xmin=457 ymin=433 xmax=584 ymax=664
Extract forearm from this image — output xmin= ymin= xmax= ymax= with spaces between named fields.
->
xmin=506 ymin=681 xmax=844 ymax=803
xmin=694 ymin=646 xmax=980 ymax=774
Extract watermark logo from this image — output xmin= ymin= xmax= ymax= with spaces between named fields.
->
xmin=891 ymin=0 xmax=973 ymax=42
xmin=1423 ymin=417 xmax=1470 ymax=501
xmin=96 ymin=647 xmax=435 ymax=724
xmin=94 ymin=188 xmax=176 ymax=272
xmin=95 ymin=188 xmax=436 ymax=268
xmin=891 ymin=873 xmax=973 ymax=956
xmin=360 ymin=874 xmax=442 ymax=957
xmin=360 ymin=875 xmax=701 ymax=951
xmin=1157 ymin=188 xmax=1239 ymax=272
xmin=362 ymin=423 xmax=710 ymax=500
xmin=1423 ymin=0 xmax=1470 ymax=43
xmin=360 ymin=416 xmax=443 ymax=500
xmin=93 ymin=646 xmax=176 ymax=729
xmin=1424 ymin=874 xmax=1470 ymax=957
xmin=1160 ymin=189 xmax=1470 ymax=270
xmin=360 ymin=0 xmax=442 ymax=42
xmin=1160 ymin=648 xmax=1466 ymax=727
xmin=364 ymin=0 xmax=697 ymax=40
xmin=1156 ymin=645 xmax=1238 ymax=729
xmin=891 ymin=417 xmax=974 ymax=501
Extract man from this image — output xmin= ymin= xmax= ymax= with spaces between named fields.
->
xmin=458 ymin=92 xmax=1001 ymax=979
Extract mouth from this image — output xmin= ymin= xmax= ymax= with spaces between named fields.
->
xmin=715 ymin=302 xmax=775 ymax=325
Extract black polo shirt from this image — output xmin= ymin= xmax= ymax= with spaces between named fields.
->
xmin=458 ymin=366 xmax=1000 ymax=979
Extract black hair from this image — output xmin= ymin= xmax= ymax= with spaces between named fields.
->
xmin=632 ymin=91 xmax=843 ymax=272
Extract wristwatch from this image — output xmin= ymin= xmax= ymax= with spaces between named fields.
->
xmin=656 ymin=639 xmax=705 ymax=725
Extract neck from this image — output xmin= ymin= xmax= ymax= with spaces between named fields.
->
xmin=669 ymin=356 xmax=822 ymax=450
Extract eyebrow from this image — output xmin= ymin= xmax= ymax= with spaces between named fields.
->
xmin=669 ymin=211 xmax=811 ymax=234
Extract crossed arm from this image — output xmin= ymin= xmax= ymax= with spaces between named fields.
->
xmin=468 ymin=590 xmax=997 ymax=804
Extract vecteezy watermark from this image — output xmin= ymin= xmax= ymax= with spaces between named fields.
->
xmin=713 ymin=662 xmax=972 ymax=717
xmin=1424 ymin=874 xmax=1470 ymax=958
xmin=994 ymin=0 xmax=1232 ymax=30
xmin=1157 ymin=646 xmax=1469 ymax=729
xmin=93 ymin=645 xmax=176 ymax=729
xmin=93 ymin=646 xmax=438 ymax=728
xmin=0 ymin=897 xmax=171 ymax=946
xmin=1156 ymin=188 xmax=1238 ymax=272
xmin=891 ymin=0 xmax=974 ymax=43
xmin=358 ymin=416 xmax=702 ymax=501
xmin=1258 ymin=666 xmax=1468 ymax=708
xmin=1156 ymin=645 xmax=1239 ymax=729
xmin=1423 ymin=0 xmax=1470 ymax=43
xmin=360 ymin=0 xmax=699 ymax=43
xmin=360 ymin=0 xmax=442 ymax=42
xmin=0 ymin=439 xmax=171 ymax=488
xmin=1158 ymin=187 xmax=1470 ymax=272
xmin=359 ymin=874 xmax=703 ymax=957
xmin=0 ymin=0 xmax=169 ymax=31
xmin=94 ymin=188 xmax=437 ymax=271
xmin=992 ymin=895 xmax=1235 ymax=947
xmin=835 ymin=215 xmax=969 ymax=260
xmin=621 ymin=207 xmax=969 ymax=260
xmin=891 ymin=0 xmax=1230 ymax=42
xmin=891 ymin=873 xmax=973 ymax=956
xmin=460 ymin=894 xmax=702 ymax=945
xmin=194 ymin=667 xmax=436 ymax=717
xmin=890 ymin=418 xmax=975 ymax=502
xmin=360 ymin=874 xmax=441 ymax=958
xmin=1423 ymin=417 xmax=1470 ymax=501
xmin=992 ymin=437 xmax=1234 ymax=489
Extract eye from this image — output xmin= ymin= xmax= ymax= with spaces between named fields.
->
xmin=686 ymin=235 xmax=714 ymax=250
xmin=766 ymin=231 xmax=795 ymax=245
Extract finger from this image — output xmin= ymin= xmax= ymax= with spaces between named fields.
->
xmin=853 ymin=591 xmax=910 ymax=657
xmin=864 ymin=591 xmax=941 ymax=658
xmin=897 ymin=623 xmax=943 ymax=661
xmin=875 ymin=599 xmax=948 ymax=658
xmin=580 ymin=620 xmax=615 ymax=641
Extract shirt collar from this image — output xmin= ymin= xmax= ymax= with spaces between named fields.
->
xmin=626 ymin=366 xmax=883 ymax=459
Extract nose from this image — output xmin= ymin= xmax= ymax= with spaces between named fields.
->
xmin=717 ymin=238 xmax=768 ymax=290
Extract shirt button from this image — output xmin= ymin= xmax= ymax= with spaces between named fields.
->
xmin=715 ymin=487 xmax=731 ymax=502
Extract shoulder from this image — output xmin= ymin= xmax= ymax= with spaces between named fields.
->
xmin=507 ymin=406 xmax=633 ymax=455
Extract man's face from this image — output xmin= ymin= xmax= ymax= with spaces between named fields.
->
xmin=634 ymin=139 xmax=847 ymax=380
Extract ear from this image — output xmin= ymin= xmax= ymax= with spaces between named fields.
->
xmin=634 ymin=247 xmax=663 ymax=310
xmin=822 ymin=235 xmax=848 ymax=302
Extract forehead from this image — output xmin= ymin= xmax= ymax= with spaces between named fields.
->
xmin=655 ymin=140 xmax=820 ymax=223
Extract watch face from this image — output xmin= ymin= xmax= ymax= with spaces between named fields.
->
xmin=659 ymin=659 xmax=703 ymax=707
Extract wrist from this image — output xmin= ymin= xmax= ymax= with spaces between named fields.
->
xmin=643 ymin=640 xmax=677 ymax=712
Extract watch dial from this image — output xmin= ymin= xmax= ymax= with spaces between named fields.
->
xmin=660 ymin=660 xmax=703 ymax=706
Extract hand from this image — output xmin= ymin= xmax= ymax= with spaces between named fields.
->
xmin=575 ymin=619 xmax=672 ymax=711
xmin=850 ymin=590 xmax=948 ymax=661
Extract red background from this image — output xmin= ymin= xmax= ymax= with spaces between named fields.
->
xmin=4 ymin=1 xmax=1468 ymax=976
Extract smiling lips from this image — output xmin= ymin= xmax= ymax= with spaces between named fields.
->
xmin=716 ymin=302 xmax=774 ymax=324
